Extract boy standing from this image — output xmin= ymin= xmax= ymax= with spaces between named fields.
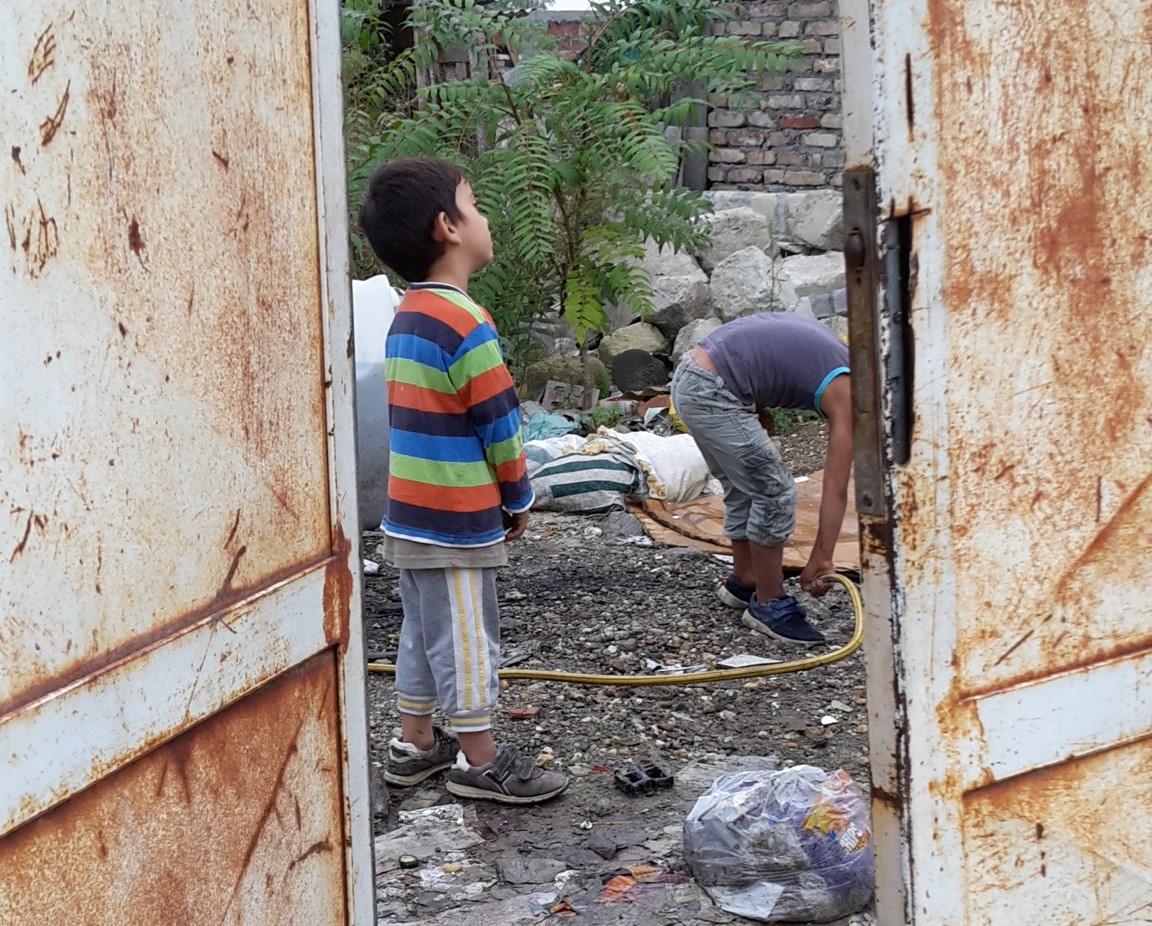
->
xmin=360 ymin=157 xmax=567 ymax=803
xmin=669 ymin=313 xmax=853 ymax=645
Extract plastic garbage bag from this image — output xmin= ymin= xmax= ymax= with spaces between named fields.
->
xmin=352 ymin=275 xmax=401 ymax=529
xmin=683 ymin=766 xmax=874 ymax=923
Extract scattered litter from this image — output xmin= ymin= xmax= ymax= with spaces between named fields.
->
xmin=541 ymin=380 xmax=599 ymax=412
xmin=614 ymin=762 xmax=675 ymax=797
xmin=821 ymin=715 xmax=838 ymax=726
xmin=596 ymin=863 xmax=695 ymax=907
xmin=683 ymin=766 xmax=874 ymax=922
xmin=603 ymin=509 xmax=652 ymax=545
xmin=496 ymin=850 xmax=572 ymax=885
xmin=508 ymin=706 xmax=541 ymax=720
xmin=500 ymin=642 xmax=539 ymax=668
xmin=374 ymin=803 xmax=485 ymax=873
xmin=644 ymin=658 xmax=708 ymax=675
xmin=578 ymin=820 xmax=594 ymax=830
xmin=719 ymin=654 xmax=784 ymax=669
xmin=398 ymin=854 xmax=419 ymax=870
xmin=363 ymin=559 xmax=381 ymax=575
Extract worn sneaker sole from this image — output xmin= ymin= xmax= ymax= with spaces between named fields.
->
xmin=444 ymin=778 xmax=569 ymax=804
xmin=741 ymin=611 xmax=826 ymax=646
xmin=717 ymin=584 xmax=751 ymax=610
xmin=382 ymin=760 xmax=455 ymax=787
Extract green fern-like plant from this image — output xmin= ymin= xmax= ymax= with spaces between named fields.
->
xmin=348 ymin=0 xmax=798 ymax=395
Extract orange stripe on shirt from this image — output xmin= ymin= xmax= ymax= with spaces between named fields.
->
xmin=494 ymin=457 xmax=528 ymax=484
xmin=457 ymin=364 xmax=516 ymax=408
xmin=389 ymin=382 xmax=466 ymax=415
xmin=398 ymin=291 xmax=481 ymax=340
xmin=389 ymin=475 xmax=501 ymax=512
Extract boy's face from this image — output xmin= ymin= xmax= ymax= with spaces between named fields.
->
xmin=454 ymin=181 xmax=493 ymax=273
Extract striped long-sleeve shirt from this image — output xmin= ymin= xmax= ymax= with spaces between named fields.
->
xmin=383 ymin=283 xmax=533 ymax=547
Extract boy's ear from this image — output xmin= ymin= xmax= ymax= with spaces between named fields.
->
xmin=431 ymin=210 xmax=461 ymax=245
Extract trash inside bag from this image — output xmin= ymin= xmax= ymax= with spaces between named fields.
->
xmin=683 ymin=766 xmax=874 ymax=923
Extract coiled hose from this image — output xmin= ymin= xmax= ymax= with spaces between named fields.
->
xmin=367 ymin=573 xmax=863 ymax=687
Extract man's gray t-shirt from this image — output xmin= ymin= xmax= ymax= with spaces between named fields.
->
xmin=700 ymin=313 xmax=849 ymax=413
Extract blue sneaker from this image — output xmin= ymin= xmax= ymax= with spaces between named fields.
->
xmin=742 ymin=595 xmax=826 ymax=645
xmin=717 ymin=573 xmax=756 ymax=610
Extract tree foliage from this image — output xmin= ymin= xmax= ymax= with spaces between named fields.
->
xmin=345 ymin=0 xmax=798 ymax=378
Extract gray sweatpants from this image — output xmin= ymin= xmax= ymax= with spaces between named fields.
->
xmin=395 ymin=567 xmax=501 ymax=734
xmin=670 ymin=356 xmax=797 ymax=547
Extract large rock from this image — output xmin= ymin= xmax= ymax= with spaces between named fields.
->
xmin=710 ymin=247 xmax=779 ymax=321
xmin=776 ymin=252 xmax=846 ymax=312
xmin=784 ymin=190 xmax=844 ymax=251
xmin=696 ymin=207 xmax=775 ymax=273
xmin=672 ymin=317 xmax=723 ymax=363
xmin=702 ymin=191 xmax=782 ymax=222
xmin=522 ymin=354 xmax=606 ymax=401
xmin=611 ymin=349 xmax=669 ymax=393
xmin=598 ymin=322 xmax=668 ymax=362
xmin=639 ymin=238 xmax=703 ymax=278
xmin=649 ymin=272 xmax=712 ymax=335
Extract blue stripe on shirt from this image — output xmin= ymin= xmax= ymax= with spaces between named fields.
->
xmin=391 ymin=428 xmax=489 ymax=464
xmin=386 ymin=332 xmax=449 ymax=369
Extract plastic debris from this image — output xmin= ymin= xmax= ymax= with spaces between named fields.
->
xmin=683 ymin=766 xmax=874 ymax=923
xmin=614 ymin=762 xmax=675 ymax=796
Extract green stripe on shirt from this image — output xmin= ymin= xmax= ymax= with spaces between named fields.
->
xmin=390 ymin=452 xmax=496 ymax=487
xmin=386 ymin=356 xmax=455 ymax=394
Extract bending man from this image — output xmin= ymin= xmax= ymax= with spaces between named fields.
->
xmin=670 ymin=313 xmax=852 ymax=645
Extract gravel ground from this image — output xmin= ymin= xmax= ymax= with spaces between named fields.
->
xmin=361 ymin=420 xmax=873 ymax=926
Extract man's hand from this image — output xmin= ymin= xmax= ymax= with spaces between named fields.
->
xmin=503 ymin=510 xmax=530 ymax=542
xmin=800 ymin=558 xmax=836 ymax=597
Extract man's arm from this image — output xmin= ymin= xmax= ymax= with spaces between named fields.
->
xmin=800 ymin=374 xmax=853 ymax=596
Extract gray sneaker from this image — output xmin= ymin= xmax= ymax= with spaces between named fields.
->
xmin=446 ymin=745 xmax=569 ymax=804
xmin=382 ymin=726 xmax=459 ymax=786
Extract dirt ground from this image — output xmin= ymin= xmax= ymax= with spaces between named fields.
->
xmin=361 ymin=421 xmax=875 ymax=926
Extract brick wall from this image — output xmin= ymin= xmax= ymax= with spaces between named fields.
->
xmin=707 ymin=0 xmax=843 ymax=191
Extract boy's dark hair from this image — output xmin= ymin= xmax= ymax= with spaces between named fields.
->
xmin=359 ymin=157 xmax=466 ymax=283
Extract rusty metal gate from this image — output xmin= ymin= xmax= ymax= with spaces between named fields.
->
xmin=0 ymin=0 xmax=374 ymax=923
xmin=842 ymin=0 xmax=1152 ymax=923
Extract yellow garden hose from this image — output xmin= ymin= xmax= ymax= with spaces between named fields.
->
xmin=367 ymin=574 xmax=863 ymax=687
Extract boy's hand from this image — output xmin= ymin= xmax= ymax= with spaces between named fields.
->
xmin=800 ymin=558 xmax=835 ymax=596
xmin=503 ymin=510 xmax=530 ymax=542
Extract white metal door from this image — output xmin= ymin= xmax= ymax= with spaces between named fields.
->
xmin=0 ymin=0 xmax=373 ymax=922
xmin=842 ymin=1 xmax=1152 ymax=923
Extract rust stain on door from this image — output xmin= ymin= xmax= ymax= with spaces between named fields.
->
xmin=0 ymin=654 xmax=347 ymax=926
xmin=2 ymin=0 xmax=333 ymax=708
xmin=920 ymin=0 xmax=1152 ymax=693
xmin=961 ymin=736 xmax=1152 ymax=925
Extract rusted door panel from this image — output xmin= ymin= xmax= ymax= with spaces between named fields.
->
xmin=843 ymin=0 xmax=1152 ymax=922
xmin=0 ymin=563 xmax=339 ymax=836
xmin=1 ymin=0 xmax=372 ymax=919
xmin=963 ymin=737 xmax=1152 ymax=925
xmin=926 ymin=1 xmax=1152 ymax=695
xmin=0 ymin=655 xmax=347 ymax=926
xmin=1 ymin=0 xmax=330 ymax=708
